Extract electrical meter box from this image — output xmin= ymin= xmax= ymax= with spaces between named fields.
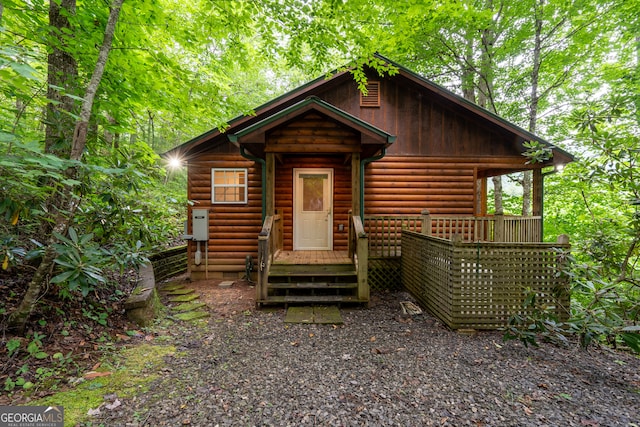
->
xmin=192 ymin=209 xmax=209 ymax=241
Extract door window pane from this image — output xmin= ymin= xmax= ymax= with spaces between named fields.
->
xmin=302 ymin=174 xmax=325 ymax=211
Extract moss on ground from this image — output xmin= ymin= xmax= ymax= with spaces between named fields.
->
xmin=171 ymin=302 xmax=207 ymax=312
xmin=168 ymin=294 xmax=199 ymax=303
xmin=174 ymin=311 xmax=210 ymax=321
xmin=34 ymin=343 xmax=175 ymax=427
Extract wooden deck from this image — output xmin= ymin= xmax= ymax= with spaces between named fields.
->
xmin=273 ymin=250 xmax=352 ymax=265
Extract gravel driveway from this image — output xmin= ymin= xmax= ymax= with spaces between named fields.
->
xmin=94 ymin=290 xmax=639 ymax=426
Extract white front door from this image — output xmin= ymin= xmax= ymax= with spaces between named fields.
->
xmin=293 ymin=168 xmax=333 ymax=250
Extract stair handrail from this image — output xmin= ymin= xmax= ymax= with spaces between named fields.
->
xmin=350 ymin=215 xmax=369 ymax=302
xmin=257 ymin=212 xmax=282 ymax=302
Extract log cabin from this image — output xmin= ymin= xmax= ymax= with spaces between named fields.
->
xmin=164 ymin=54 xmax=573 ymax=312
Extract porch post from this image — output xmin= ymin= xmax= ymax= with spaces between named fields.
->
xmin=494 ymin=214 xmax=505 ymax=242
xmin=532 ymin=168 xmax=543 ymax=216
xmin=421 ymin=209 xmax=432 ymax=235
xmin=533 ymin=168 xmax=543 ymax=241
xmin=351 ymin=153 xmax=361 ymax=217
xmin=480 ymin=178 xmax=488 ymax=216
xmin=265 ymin=152 xmax=275 ymax=216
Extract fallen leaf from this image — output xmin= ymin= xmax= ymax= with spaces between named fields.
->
xmin=84 ymin=371 xmax=112 ymax=379
xmin=370 ymin=336 xmax=377 ymax=342
xmin=290 ymin=341 xmax=300 ymax=347
xmin=523 ymin=406 xmax=533 ymax=416
xmin=580 ymin=419 xmax=600 ymax=426
xmin=309 ymin=333 xmax=314 ymax=338
xmin=87 ymin=408 xmax=101 ymax=416
xmin=145 ymin=335 xmax=154 ymax=341
xmin=92 ymin=362 xmax=101 ymax=371
xmin=538 ymin=383 xmax=548 ymax=389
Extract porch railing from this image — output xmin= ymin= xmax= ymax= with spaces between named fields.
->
xmin=257 ymin=211 xmax=283 ymax=302
xmin=423 ymin=212 xmax=542 ymax=243
xmin=364 ymin=212 xmax=543 ymax=257
xmin=349 ymin=215 xmax=369 ymax=302
xmin=364 ymin=215 xmax=422 ymax=257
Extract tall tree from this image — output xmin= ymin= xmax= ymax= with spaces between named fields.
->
xmin=8 ymin=0 xmax=124 ymax=333
xmin=44 ymin=0 xmax=78 ymax=157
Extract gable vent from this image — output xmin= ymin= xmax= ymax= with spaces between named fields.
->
xmin=360 ymin=81 xmax=380 ymax=107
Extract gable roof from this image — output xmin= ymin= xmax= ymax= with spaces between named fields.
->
xmin=164 ymin=54 xmax=573 ymax=165
xmin=228 ymin=96 xmax=396 ymax=147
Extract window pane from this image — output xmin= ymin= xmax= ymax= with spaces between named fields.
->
xmin=212 ymin=168 xmax=247 ymax=204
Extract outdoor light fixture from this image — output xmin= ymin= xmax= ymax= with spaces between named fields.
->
xmin=167 ymin=156 xmax=182 ymax=169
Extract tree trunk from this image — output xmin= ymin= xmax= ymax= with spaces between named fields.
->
xmin=44 ymin=0 xmax=79 ymax=157
xmin=39 ymin=0 xmax=79 ymax=238
xmin=8 ymin=0 xmax=125 ymax=334
xmin=523 ymin=0 xmax=545 ymax=217
xmin=478 ymin=0 xmax=503 ymax=214
xmin=70 ymin=0 xmax=123 ymax=161
xmin=461 ymin=28 xmax=476 ymax=102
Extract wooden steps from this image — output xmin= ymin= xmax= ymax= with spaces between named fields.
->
xmin=261 ymin=295 xmax=366 ymax=304
xmin=267 ymin=282 xmax=357 ymax=289
xmin=258 ymin=250 xmax=362 ymax=306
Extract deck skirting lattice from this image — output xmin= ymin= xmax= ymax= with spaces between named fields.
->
xmin=368 ymin=257 xmax=402 ymax=291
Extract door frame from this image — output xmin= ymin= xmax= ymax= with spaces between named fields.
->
xmin=293 ymin=168 xmax=334 ymax=250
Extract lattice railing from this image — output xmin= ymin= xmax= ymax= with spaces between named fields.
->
xmin=401 ymin=230 xmax=571 ymax=330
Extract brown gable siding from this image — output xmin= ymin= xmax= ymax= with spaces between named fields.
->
xmin=320 ymin=78 xmax=523 ymax=158
xmin=266 ymin=112 xmax=361 ymax=153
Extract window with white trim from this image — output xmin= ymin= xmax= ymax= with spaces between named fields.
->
xmin=211 ymin=168 xmax=247 ymax=204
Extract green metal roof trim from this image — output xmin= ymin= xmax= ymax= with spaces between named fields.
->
xmin=228 ymin=96 xmax=396 ymax=144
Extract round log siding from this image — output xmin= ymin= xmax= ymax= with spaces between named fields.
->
xmin=187 ymin=153 xmax=263 ymax=278
xmin=365 ymin=156 xmax=502 ymax=216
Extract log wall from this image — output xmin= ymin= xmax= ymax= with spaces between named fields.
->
xmin=364 ymin=156 xmax=531 ymax=216
xmin=364 ymin=156 xmax=476 ymax=216
xmin=187 ymin=153 xmax=263 ymax=278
